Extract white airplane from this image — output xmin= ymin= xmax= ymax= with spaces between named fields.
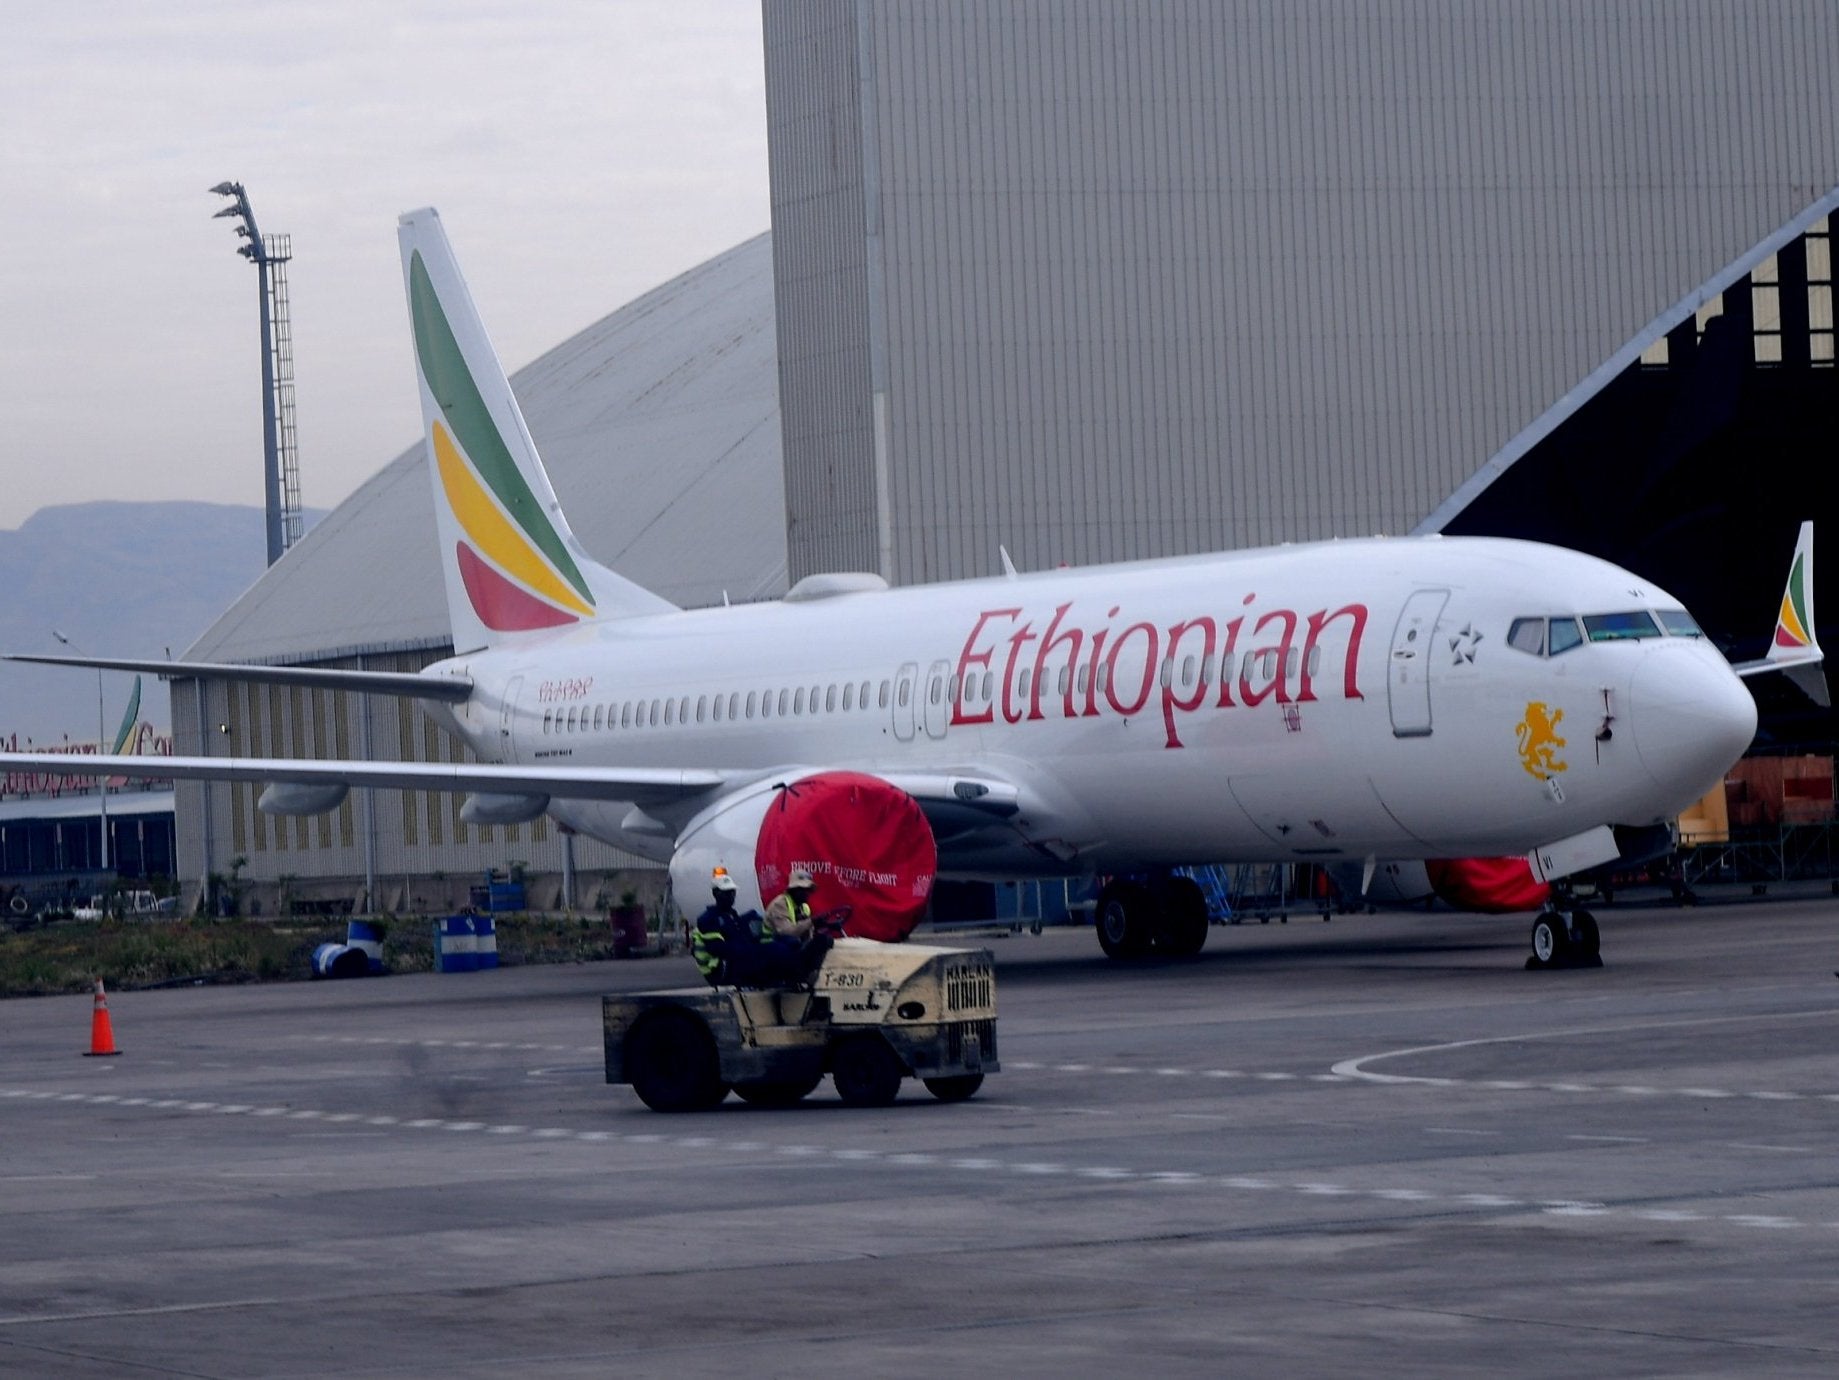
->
xmin=4 ymin=210 xmax=1822 ymax=967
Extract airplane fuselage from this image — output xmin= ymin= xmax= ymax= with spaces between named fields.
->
xmin=425 ymin=534 xmax=1756 ymax=878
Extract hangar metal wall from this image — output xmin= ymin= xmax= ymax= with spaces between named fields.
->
xmin=765 ymin=0 xmax=1839 ymax=584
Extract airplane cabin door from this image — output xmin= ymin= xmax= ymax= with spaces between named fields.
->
xmin=1387 ymin=590 xmax=1448 ymax=738
xmin=892 ymin=662 xmax=919 ymax=742
xmin=499 ymin=675 xmax=524 ymax=761
xmin=923 ymin=659 xmax=951 ymax=739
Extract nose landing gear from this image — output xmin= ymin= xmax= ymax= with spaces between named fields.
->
xmin=1527 ymin=888 xmax=1602 ymax=969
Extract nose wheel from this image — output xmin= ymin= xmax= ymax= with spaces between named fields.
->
xmin=1528 ymin=905 xmax=1602 ymax=969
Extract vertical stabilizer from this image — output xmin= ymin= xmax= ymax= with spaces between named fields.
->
xmin=398 ymin=208 xmax=675 ymax=653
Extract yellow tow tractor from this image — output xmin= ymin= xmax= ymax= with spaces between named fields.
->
xmin=603 ymin=937 xmax=998 ymax=1111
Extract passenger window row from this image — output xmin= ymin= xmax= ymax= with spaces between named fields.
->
xmin=540 ymin=678 xmax=894 ymax=734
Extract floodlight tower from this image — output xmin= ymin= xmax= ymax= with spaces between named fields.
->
xmin=209 ymin=181 xmax=303 ymax=566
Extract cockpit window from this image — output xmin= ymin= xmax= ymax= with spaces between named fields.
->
xmin=1507 ymin=617 xmax=1545 ymax=655
xmin=1656 ymin=608 xmax=1704 ymax=638
xmin=1548 ymin=617 xmax=1584 ymax=655
xmin=1583 ymin=611 xmax=1662 ymax=642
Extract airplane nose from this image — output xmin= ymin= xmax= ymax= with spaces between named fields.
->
xmin=1628 ymin=648 xmax=1757 ymax=806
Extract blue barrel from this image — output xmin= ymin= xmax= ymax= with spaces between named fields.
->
xmin=346 ymin=920 xmax=385 ymax=975
xmin=311 ymin=943 xmax=370 ymax=979
xmin=472 ymin=915 xmax=499 ymax=970
xmin=434 ymin=915 xmax=477 ymax=972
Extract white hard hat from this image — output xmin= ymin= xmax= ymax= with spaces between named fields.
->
xmin=711 ymin=868 xmax=738 ymax=893
xmin=788 ymin=867 xmax=815 ymax=890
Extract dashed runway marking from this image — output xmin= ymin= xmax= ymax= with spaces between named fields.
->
xmin=299 ymin=1043 xmax=1837 ymax=1106
xmin=1005 ymin=1057 xmax=1832 ymax=1105
xmin=10 ymin=1084 xmax=1837 ymax=1237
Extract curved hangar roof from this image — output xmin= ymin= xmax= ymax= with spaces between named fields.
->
xmin=190 ymin=232 xmax=785 ymax=665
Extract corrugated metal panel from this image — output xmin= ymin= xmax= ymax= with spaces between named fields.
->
xmin=767 ymin=0 xmax=1839 ymax=582
xmin=765 ymin=1 xmax=881 ymax=575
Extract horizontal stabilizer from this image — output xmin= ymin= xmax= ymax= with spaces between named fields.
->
xmin=3 ymin=653 xmax=473 ymax=703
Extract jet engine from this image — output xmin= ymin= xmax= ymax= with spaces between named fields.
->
xmin=669 ymin=770 xmax=938 ymax=941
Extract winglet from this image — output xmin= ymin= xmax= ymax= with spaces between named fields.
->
xmin=1735 ymin=520 xmax=1828 ymax=706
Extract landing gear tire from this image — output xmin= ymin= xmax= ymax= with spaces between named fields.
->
xmin=1153 ymin=877 xmax=1210 ymax=958
xmin=831 ymin=1035 xmax=905 ymax=1107
xmin=1571 ymin=909 xmax=1602 ymax=962
xmin=1095 ymin=881 xmax=1155 ymax=959
xmin=1529 ymin=913 xmax=1571 ymax=968
xmin=625 ymin=1009 xmax=729 ymax=1112
xmin=922 ymin=1073 xmax=984 ymax=1102
xmin=732 ymin=1075 xmax=823 ymax=1107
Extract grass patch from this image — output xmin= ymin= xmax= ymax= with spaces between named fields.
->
xmin=0 ymin=914 xmax=659 ymax=997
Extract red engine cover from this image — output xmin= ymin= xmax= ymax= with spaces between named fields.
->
xmin=1424 ymin=857 xmax=1550 ymax=914
xmin=753 ymin=771 xmax=938 ymax=941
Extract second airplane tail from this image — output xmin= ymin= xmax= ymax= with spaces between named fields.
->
xmin=398 ymin=208 xmax=675 ymax=653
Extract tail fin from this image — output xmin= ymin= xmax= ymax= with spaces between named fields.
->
xmin=398 ymin=208 xmax=674 ymax=652
xmin=1734 ymin=520 xmax=1827 ymax=706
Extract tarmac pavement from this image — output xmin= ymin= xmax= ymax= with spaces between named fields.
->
xmin=4 ymin=893 xmax=1839 ymax=1376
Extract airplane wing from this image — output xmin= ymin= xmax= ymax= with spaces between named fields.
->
xmin=0 ymin=750 xmax=1029 ymax=826
xmin=0 ymin=751 xmax=722 ymax=810
xmin=2 ymin=653 xmax=473 ymax=703
xmin=1730 ymin=520 xmax=1828 ymax=706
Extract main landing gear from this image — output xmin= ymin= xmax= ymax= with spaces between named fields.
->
xmin=1526 ymin=889 xmax=1602 ymax=970
xmin=1095 ymin=873 xmax=1212 ymax=960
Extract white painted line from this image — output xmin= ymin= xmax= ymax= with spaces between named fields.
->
xmin=1725 ymin=1143 xmax=1811 ymax=1154
xmin=14 ymin=1084 xmax=1834 ymax=1238
xmin=1426 ymin=1128 xmax=1499 ymax=1137
xmin=0 ymin=1296 xmax=289 ymax=1327
xmin=1566 ymin=1134 xmax=1648 ymax=1144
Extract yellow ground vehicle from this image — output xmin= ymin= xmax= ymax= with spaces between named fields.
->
xmin=603 ymin=937 xmax=998 ymax=1111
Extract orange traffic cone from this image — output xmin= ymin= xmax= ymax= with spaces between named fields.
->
xmin=84 ymin=978 xmax=121 ymax=1057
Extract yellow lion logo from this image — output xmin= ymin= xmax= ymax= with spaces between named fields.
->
xmin=1516 ymin=702 xmax=1567 ymax=779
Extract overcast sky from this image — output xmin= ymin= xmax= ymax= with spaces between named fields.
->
xmin=0 ymin=1 xmax=769 ymax=532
